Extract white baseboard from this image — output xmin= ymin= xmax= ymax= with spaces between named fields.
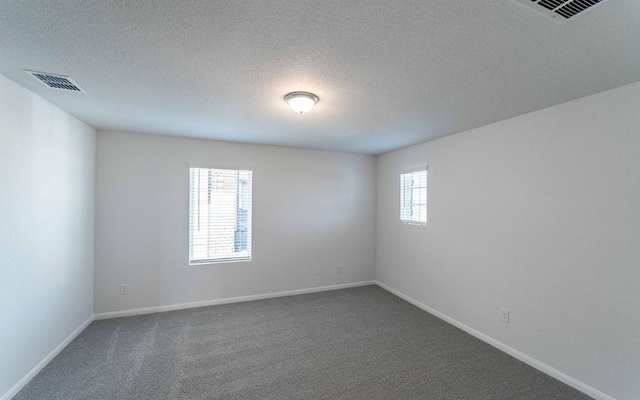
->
xmin=1 ymin=314 xmax=95 ymax=400
xmin=374 ymin=280 xmax=615 ymax=400
xmin=94 ymin=280 xmax=376 ymax=320
xmin=8 ymin=282 xmax=608 ymax=400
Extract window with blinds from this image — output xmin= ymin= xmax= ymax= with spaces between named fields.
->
xmin=400 ymin=167 xmax=427 ymax=225
xmin=189 ymin=167 xmax=252 ymax=264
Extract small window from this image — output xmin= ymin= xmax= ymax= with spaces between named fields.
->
xmin=400 ymin=167 xmax=427 ymax=225
xmin=189 ymin=167 xmax=252 ymax=264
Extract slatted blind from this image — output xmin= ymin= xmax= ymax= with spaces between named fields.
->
xmin=400 ymin=167 xmax=427 ymax=225
xmin=189 ymin=168 xmax=252 ymax=264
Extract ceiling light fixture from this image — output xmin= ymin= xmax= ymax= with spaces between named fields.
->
xmin=284 ymin=92 xmax=319 ymax=114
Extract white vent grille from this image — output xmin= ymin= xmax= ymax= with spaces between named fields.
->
xmin=513 ymin=0 xmax=611 ymax=22
xmin=24 ymin=70 xmax=87 ymax=93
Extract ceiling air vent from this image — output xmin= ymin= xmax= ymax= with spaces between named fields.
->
xmin=512 ymin=0 xmax=611 ymax=23
xmin=24 ymin=70 xmax=87 ymax=93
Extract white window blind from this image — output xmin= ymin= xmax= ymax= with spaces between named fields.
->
xmin=400 ymin=167 xmax=427 ymax=225
xmin=189 ymin=167 xmax=252 ymax=264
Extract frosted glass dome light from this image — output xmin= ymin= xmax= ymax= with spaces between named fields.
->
xmin=284 ymin=92 xmax=319 ymax=114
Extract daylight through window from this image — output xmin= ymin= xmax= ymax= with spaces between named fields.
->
xmin=400 ymin=167 xmax=427 ymax=225
xmin=189 ymin=168 xmax=252 ymax=264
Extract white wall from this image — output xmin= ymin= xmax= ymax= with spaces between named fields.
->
xmin=0 ymin=74 xmax=95 ymax=397
xmin=95 ymin=132 xmax=376 ymax=313
xmin=376 ymin=82 xmax=640 ymax=400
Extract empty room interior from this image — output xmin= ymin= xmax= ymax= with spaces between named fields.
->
xmin=1 ymin=1 xmax=639 ymax=399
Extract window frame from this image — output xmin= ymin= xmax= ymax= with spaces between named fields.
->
xmin=188 ymin=166 xmax=253 ymax=266
xmin=400 ymin=165 xmax=428 ymax=226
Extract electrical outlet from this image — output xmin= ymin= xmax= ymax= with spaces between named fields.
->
xmin=121 ymin=284 xmax=129 ymax=295
xmin=337 ymin=265 xmax=342 ymax=273
xmin=315 ymin=267 xmax=320 ymax=275
xmin=500 ymin=308 xmax=509 ymax=323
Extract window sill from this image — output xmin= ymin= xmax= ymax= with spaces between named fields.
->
xmin=190 ymin=257 xmax=252 ymax=266
xmin=401 ymin=220 xmax=427 ymax=226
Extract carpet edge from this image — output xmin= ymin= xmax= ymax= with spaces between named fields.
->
xmin=1 ymin=314 xmax=95 ymax=400
xmin=374 ymin=280 xmax=615 ymax=400
xmin=94 ymin=281 xmax=377 ymax=320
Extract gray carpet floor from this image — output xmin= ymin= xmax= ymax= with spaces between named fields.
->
xmin=15 ymin=285 xmax=592 ymax=399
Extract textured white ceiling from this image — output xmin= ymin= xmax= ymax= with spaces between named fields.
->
xmin=1 ymin=0 xmax=639 ymax=154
